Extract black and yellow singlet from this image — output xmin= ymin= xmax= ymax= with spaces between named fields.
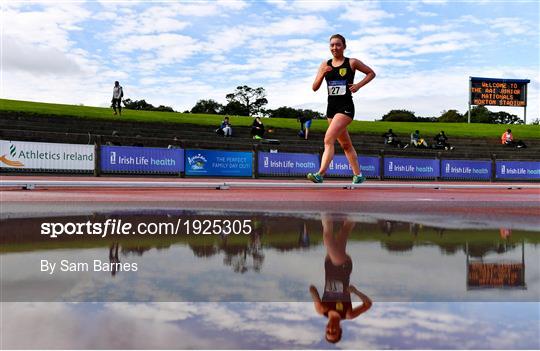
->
xmin=325 ymin=57 xmax=356 ymax=119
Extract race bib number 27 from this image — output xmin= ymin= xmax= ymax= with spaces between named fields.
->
xmin=327 ymin=80 xmax=347 ymax=96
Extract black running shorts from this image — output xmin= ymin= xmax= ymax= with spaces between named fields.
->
xmin=326 ymin=101 xmax=355 ymax=119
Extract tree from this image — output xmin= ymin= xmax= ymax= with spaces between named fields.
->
xmin=267 ymin=106 xmax=324 ymax=119
xmin=490 ymin=111 xmax=523 ymax=125
xmin=122 ymin=98 xmax=175 ymax=112
xmin=122 ymin=98 xmax=153 ymax=110
xmin=469 ymin=105 xmax=491 ymax=123
xmin=438 ymin=109 xmax=465 ymax=123
xmin=267 ymin=106 xmax=298 ymax=119
xmin=225 ymin=85 xmax=268 ymax=116
xmin=191 ymin=99 xmax=224 ymax=114
xmin=223 ymin=100 xmax=249 ymax=116
xmin=381 ymin=109 xmax=417 ymax=122
xmin=154 ymin=105 xmax=175 ymax=112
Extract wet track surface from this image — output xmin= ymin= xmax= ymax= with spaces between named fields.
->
xmin=1 ymin=175 xmax=539 ymax=349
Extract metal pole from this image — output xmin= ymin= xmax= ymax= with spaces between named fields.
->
xmin=524 ymin=83 xmax=528 ymax=124
xmin=468 ymin=77 xmax=472 ymax=124
xmin=522 ymin=240 xmax=525 ymax=288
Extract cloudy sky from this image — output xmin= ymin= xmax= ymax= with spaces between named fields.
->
xmin=2 ymin=0 xmax=539 ymax=121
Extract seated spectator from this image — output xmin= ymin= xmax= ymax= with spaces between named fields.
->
xmin=501 ymin=128 xmax=527 ymax=148
xmin=410 ymin=130 xmax=428 ymax=148
xmin=216 ymin=116 xmax=232 ymax=137
xmin=111 ymin=130 xmax=122 ymax=146
xmin=132 ymin=134 xmax=144 ymax=147
xmin=433 ymin=131 xmax=454 ymax=150
xmin=382 ymin=128 xmax=407 ymax=149
xmin=251 ymin=117 xmax=265 ymax=139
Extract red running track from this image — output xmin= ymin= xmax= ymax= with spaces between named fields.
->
xmin=2 ymin=176 xmax=539 ymax=220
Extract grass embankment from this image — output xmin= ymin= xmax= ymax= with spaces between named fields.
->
xmin=2 ymin=227 xmax=537 ymax=254
xmin=1 ymin=98 xmax=539 ymax=139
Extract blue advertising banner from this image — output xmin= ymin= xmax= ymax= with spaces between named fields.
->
xmin=185 ymin=149 xmax=252 ymax=177
xmin=258 ymin=152 xmax=319 ymax=176
xmin=384 ymin=157 xmax=439 ymax=178
xmin=101 ymin=146 xmax=184 ymax=173
xmin=496 ymin=161 xmax=540 ymax=180
xmin=326 ymin=155 xmax=380 ymax=177
xmin=442 ymin=160 xmax=491 ymax=180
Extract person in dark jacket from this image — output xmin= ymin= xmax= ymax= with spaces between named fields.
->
xmin=382 ymin=128 xmax=407 ymax=148
xmin=251 ymin=117 xmax=265 ymax=139
xmin=433 ymin=131 xmax=454 ymax=150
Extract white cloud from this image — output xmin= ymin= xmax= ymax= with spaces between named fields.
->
xmin=2 ymin=38 xmax=82 ymax=76
xmin=339 ymin=1 xmax=395 ymax=23
xmin=3 ymin=3 xmax=91 ymax=50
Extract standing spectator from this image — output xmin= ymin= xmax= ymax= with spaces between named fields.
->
xmin=217 ymin=116 xmax=232 ymax=137
xmin=111 ymin=81 xmax=123 ymax=116
xmin=251 ymin=117 xmax=265 ymax=139
xmin=410 ymin=130 xmax=428 ymax=148
xmin=433 ymin=131 xmax=455 ymax=150
xmin=301 ymin=115 xmax=313 ymax=140
xmin=382 ymin=128 xmax=407 ymax=148
xmin=501 ymin=128 xmax=527 ymax=148
xmin=298 ymin=115 xmax=306 ymax=138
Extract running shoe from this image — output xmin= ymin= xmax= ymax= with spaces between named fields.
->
xmin=307 ymin=172 xmax=323 ymax=183
xmin=352 ymin=174 xmax=366 ymax=184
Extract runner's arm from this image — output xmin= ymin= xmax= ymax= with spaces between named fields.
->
xmin=309 ymin=285 xmax=326 ymax=315
xmin=313 ymin=61 xmax=332 ymax=91
xmin=347 ymin=285 xmax=372 ymax=319
xmin=349 ymin=59 xmax=376 ymax=93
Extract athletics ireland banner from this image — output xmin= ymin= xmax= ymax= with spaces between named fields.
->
xmin=258 ymin=152 xmax=319 ymax=176
xmin=0 ymin=140 xmax=94 ymax=171
xmin=101 ymin=146 xmax=184 ymax=173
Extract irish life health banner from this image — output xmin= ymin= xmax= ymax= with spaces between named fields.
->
xmin=326 ymin=155 xmax=380 ymax=177
xmin=101 ymin=146 xmax=184 ymax=173
xmin=258 ymin=152 xmax=319 ymax=176
xmin=496 ymin=161 xmax=540 ymax=180
xmin=384 ymin=157 xmax=439 ymax=178
xmin=442 ymin=160 xmax=491 ymax=180
xmin=0 ymin=140 xmax=94 ymax=170
xmin=185 ymin=149 xmax=252 ymax=176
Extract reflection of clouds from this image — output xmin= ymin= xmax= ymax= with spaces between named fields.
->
xmin=2 ymin=302 xmax=538 ymax=349
xmin=196 ymin=303 xmax=321 ymax=346
xmin=105 ymin=302 xmax=197 ymax=322
xmin=342 ymin=303 xmax=540 ymax=349
xmin=3 ymin=242 xmax=539 ymax=302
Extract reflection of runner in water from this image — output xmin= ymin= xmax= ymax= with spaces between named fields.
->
xmin=109 ymin=242 xmax=120 ymax=277
xmin=298 ymin=222 xmax=310 ymax=248
xmin=309 ymin=215 xmax=372 ymax=344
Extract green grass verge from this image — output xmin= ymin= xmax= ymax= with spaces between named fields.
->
xmin=1 ymin=98 xmax=539 ymax=139
xmin=1 ymin=227 xmax=537 ymax=254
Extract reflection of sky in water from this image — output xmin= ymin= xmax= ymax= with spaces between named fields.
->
xmin=2 ymin=210 xmax=540 ymax=349
xmin=2 ymin=241 xmax=539 ymax=302
xmin=1 ymin=302 xmax=538 ymax=349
